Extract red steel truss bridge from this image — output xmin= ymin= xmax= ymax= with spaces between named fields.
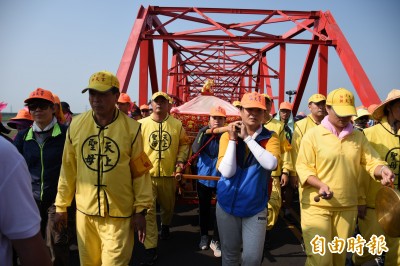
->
xmin=116 ymin=6 xmax=379 ymax=114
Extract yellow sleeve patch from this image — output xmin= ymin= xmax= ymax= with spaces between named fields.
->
xmin=130 ymin=151 xmax=153 ymax=178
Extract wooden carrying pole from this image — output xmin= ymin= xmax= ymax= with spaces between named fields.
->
xmin=182 ymin=174 xmax=220 ymax=181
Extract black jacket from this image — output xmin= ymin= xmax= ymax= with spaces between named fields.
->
xmin=14 ymin=123 xmax=67 ymax=202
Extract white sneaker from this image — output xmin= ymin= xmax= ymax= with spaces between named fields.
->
xmin=210 ymin=240 xmax=221 ymax=257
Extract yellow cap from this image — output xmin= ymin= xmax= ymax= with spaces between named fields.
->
xmin=308 ymin=94 xmax=326 ymax=104
xmin=151 ymin=91 xmax=171 ymax=101
xmin=240 ymin=92 xmax=266 ymax=110
xmin=326 ymin=88 xmax=356 ymax=117
xmin=82 ymin=71 xmax=120 ymax=93
xmin=354 ymin=108 xmax=371 ymax=121
xmin=262 ymin=93 xmax=271 ymax=101
xmin=210 ymin=106 xmax=227 ymax=117
xmin=232 ymin=100 xmax=241 ymax=107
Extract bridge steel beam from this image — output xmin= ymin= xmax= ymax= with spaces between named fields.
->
xmin=116 ymin=5 xmax=379 ymax=109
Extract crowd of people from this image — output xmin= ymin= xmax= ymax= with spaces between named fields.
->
xmin=0 ymin=70 xmax=399 ymax=266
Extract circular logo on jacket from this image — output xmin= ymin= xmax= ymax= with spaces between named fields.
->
xmin=385 ymin=147 xmax=400 ymax=174
xmin=82 ymin=135 xmax=120 ymax=172
xmin=148 ymin=131 xmax=171 ymax=151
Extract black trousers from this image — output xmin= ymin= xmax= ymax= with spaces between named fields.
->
xmin=197 ymin=181 xmax=219 ymax=241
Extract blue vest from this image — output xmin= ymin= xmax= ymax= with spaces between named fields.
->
xmin=217 ymin=127 xmax=273 ymax=217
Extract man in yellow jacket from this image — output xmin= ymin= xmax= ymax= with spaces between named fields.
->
xmin=353 ymin=89 xmax=400 ymax=266
xmin=262 ymin=94 xmax=293 ymax=230
xmin=296 ymin=88 xmax=394 ymax=266
xmin=55 ymin=71 xmax=153 ymax=266
xmin=290 ymin=93 xmax=327 ymax=190
xmin=139 ymin=91 xmax=190 ymax=265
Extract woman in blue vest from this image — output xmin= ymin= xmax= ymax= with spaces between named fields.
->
xmin=216 ymin=92 xmax=280 ymax=266
xmin=192 ymin=106 xmax=227 ymax=257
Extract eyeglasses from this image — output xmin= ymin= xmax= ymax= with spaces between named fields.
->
xmin=28 ymin=102 xmax=52 ymax=111
xmin=141 ymin=110 xmax=150 ymax=113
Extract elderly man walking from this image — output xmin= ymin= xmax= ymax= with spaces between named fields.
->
xmin=54 ymin=70 xmax=153 ymax=266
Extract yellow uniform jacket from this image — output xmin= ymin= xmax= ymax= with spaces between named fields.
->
xmin=55 ymin=110 xmax=153 ymax=217
xmin=296 ymin=125 xmax=385 ymax=208
xmin=264 ymin=118 xmax=293 ymax=177
xmin=140 ymin=114 xmax=190 ymax=177
xmin=363 ymin=117 xmax=399 ymax=207
xmin=290 ymin=114 xmax=319 ymax=176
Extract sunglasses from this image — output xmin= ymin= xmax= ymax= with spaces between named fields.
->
xmin=28 ymin=102 xmax=52 ymax=111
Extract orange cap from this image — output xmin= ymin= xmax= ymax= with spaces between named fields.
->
xmin=118 ymin=93 xmax=132 ymax=104
xmin=210 ymin=106 xmax=227 ymax=117
xmin=140 ymin=104 xmax=150 ymax=110
xmin=279 ymin=101 xmax=292 ymax=111
xmin=10 ymin=108 xmax=33 ymax=121
xmin=52 ymin=93 xmax=61 ymax=104
xmin=240 ymin=92 xmax=266 ymax=110
xmin=367 ymin=103 xmax=378 ymax=115
xmin=24 ymin=88 xmax=55 ymax=104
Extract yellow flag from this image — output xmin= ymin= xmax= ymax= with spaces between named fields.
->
xmin=130 ymin=151 xmax=153 ymax=178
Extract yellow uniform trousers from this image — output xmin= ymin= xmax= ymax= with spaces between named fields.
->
xmin=386 ymin=236 xmax=400 ymax=266
xmin=76 ymin=211 xmax=134 ymax=266
xmin=144 ymin=176 xmax=177 ymax=249
xmin=267 ymin=176 xmax=282 ymax=230
xmin=352 ymin=208 xmax=384 ymax=265
xmin=301 ymin=205 xmax=357 ymax=266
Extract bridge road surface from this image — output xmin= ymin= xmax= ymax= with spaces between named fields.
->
xmin=70 ymin=202 xmax=307 ymax=265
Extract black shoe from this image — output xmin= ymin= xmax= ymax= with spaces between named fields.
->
xmin=160 ymin=225 xmax=170 ymax=240
xmin=264 ymin=231 xmax=271 ymax=250
xmin=283 ymin=209 xmax=295 ymax=224
xmin=141 ymin=248 xmax=158 ymax=265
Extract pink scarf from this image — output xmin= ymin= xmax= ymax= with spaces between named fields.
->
xmin=321 ymin=116 xmax=354 ymax=139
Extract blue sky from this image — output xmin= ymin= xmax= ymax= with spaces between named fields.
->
xmin=1 ymin=0 xmax=399 ymax=113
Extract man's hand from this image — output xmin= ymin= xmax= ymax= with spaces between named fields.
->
xmin=175 ymin=161 xmax=185 ymax=181
xmin=357 ymin=205 xmax=367 ymax=219
xmin=280 ymin=173 xmax=289 ymax=186
xmin=318 ymin=184 xmax=333 ymax=200
xmin=54 ymin=212 xmax=68 ymax=232
xmin=379 ymin=166 xmax=395 ymax=186
xmin=131 ymin=214 xmax=146 ymax=243
xmin=306 ymin=175 xmax=333 ymax=201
